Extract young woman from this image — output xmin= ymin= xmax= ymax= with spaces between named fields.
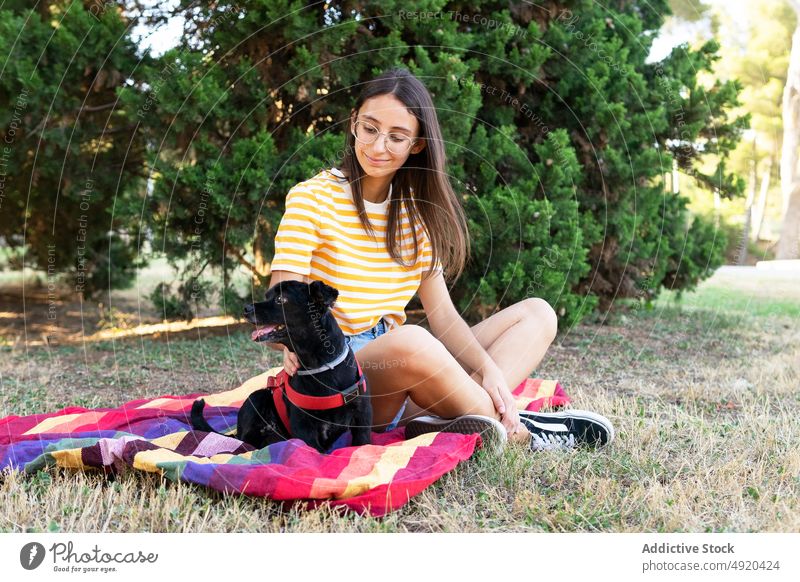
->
xmin=266 ymin=67 xmax=614 ymax=451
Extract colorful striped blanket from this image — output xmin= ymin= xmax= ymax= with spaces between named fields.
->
xmin=0 ymin=367 xmax=569 ymax=517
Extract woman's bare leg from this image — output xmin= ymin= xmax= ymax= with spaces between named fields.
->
xmin=355 ymin=325 xmax=498 ymax=427
xmin=357 ymin=298 xmax=557 ymax=444
xmin=400 ymin=298 xmax=557 ymax=427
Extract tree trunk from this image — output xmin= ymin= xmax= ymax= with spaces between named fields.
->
xmin=252 ymin=245 xmax=268 ymax=286
xmin=777 ymin=182 xmax=800 ymax=258
xmin=737 ymin=206 xmax=751 ymax=265
xmin=738 ymin=139 xmax=758 ymax=265
xmin=252 ymin=216 xmax=271 ymax=286
xmin=753 ymin=156 xmax=772 ymax=241
xmin=776 ymin=8 xmax=800 ymax=259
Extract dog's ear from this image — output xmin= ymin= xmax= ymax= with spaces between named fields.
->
xmin=309 ymin=280 xmax=338 ymax=310
xmin=263 ymin=281 xmax=282 ymax=299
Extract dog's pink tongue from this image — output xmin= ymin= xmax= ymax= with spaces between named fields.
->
xmin=251 ymin=325 xmax=276 ymax=341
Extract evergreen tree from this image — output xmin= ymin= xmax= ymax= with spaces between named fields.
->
xmin=135 ymin=0 xmax=746 ymax=324
xmin=543 ymin=1 xmax=746 ymax=311
xmin=0 ymin=0 xmax=148 ymax=297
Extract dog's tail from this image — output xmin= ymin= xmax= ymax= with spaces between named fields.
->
xmin=190 ymin=399 xmax=223 ymax=435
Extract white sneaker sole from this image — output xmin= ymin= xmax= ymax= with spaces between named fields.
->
xmin=404 ymin=414 xmax=508 ymax=453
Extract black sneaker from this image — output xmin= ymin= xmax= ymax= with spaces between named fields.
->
xmin=519 ymin=409 xmax=615 ymax=451
xmin=403 ymin=414 xmax=507 ymax=454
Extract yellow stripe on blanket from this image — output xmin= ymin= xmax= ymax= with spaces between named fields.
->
xmin=532 ymin=378 xmax=558 ymax=398
xmin=23 ymin=411 xmax=107 ymax=436
xmin=137 ymin=398 xmax=190 ymax=411
xmin=149 ymin=431 xmax=189 ymax=449
xmin=132 ymin=448 xmax=240 ymax=472
xmin=337 ymin=433 xmax=437 ymax=499
xmin=51 ymin=448 xmax=87 ymax=469
xmin=200 ymin=367 xmax=283 ymax=407
xmin=515 ymin=379 xmax=558 ymax=410
xmin=309 ymin=443 xmax=381 ymax=498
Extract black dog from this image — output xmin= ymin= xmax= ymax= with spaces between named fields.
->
xmin=190 ymin=280 xmax=372 ymax=452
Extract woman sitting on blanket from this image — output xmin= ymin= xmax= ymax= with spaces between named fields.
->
xmin=264 ymin=67 xmax=614 ymax=452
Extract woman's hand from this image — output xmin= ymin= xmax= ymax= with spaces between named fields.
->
xmin=264 ymin=342 xmax=300 ymax=376
xmin=479 ymin=362 xmax=525 ymax=437
xmin=282 ymin=347 xmax=300 ymax=376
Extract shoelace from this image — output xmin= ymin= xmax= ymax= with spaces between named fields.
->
xmin=530 ymin=432 xmax=577 ymax=451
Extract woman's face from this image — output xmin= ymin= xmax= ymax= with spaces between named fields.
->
xmin=350 ymin=94 xmax=426 ymax=178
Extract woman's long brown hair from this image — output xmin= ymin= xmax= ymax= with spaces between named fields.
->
xmin=339 ymin=67 xmax=469 ymax=282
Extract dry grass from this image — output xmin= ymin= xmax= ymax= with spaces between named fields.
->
xmin=1 ymin=267 xmax=798 ymax=532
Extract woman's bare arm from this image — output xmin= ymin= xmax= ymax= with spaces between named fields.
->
xmin=267 ymin=269 xmax=309 ymax=287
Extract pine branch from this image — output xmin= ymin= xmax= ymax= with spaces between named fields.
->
xmin=229 ymin=246 xmax=261 ymax=279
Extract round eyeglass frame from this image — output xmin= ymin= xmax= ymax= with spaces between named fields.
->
xmin=351 ymin=119 xmax=419 ymax=155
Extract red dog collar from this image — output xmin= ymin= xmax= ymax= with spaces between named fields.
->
xmin=266 ymin=359 xmax=367 ymax=437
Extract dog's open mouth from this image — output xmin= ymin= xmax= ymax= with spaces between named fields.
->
xmin=251 ymin=323 xmax=287 ymax=342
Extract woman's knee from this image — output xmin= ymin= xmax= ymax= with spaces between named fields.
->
xmin=391 ymin=325 xmax=448 ymax=370
xmin=522 ymin=297 xmax=558 ymax=340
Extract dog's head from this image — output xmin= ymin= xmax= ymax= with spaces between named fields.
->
xmin=243 ymin=280 xmax=339 ymax=347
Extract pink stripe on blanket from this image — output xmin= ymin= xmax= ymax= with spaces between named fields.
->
xmin=98 ymin=435 xmax=140 ymax=466
xmin=194 ymin=431 xmax=244 ymax=457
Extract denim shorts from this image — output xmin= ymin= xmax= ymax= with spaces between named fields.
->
xmin=345 ymin=318 xmax=408 ymax=432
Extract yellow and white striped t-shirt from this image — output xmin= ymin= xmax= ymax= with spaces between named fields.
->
xmin=270 ymin=167 xmax=443 ymax=335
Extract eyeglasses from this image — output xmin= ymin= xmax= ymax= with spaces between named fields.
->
xmin=351 ymin=120 xmax=419 ymax=155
